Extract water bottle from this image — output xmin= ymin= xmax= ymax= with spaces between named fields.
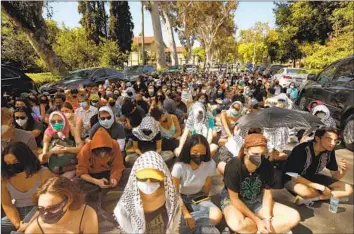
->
xmin=222 ymin=227 xmax=230 ymax=234
xmin=329 ymin=194 xmax=339 ymax=213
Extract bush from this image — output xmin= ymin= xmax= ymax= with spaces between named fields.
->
xmin=26 ymin=72 xmax=61 ymax=86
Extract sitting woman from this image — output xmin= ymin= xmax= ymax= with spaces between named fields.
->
xmin=172 ymin=134 xmax=222 ymax=232
xmin=15 ymin=97 xmax=40 ymax=121
xmin=218 ymin=101 xmax=243 ymax=146
xmin=60 ymin=102 xmax=83 ymax=137
xmin=13 ymin=106 xmax=44 ymax=147
xmin=125 ymin=116 xmax=174 ymax=166
xmin=175 ymin=102 xmax=218 ymax=157
xmin=1 ymin=142 xmax=54 ymax=234
xmin=25 ymin=177 xmax=98 ymax=234
xmin=38 ymin=94 xmax=51 ymax=121
xmin=39 ymin=111 xmax=83 ymax=176
xmin=150 ymin=107 xmax=181 ymax=152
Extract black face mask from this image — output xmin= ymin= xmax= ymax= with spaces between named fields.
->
xmin=248 ymin=155 xmax=264 ymax=168
xmin=7 ymin=163 xmax=25 ymax=174
xmin=39 ymin=199 xmax=68 ymax=224
xmin=109 ymin=101 xmax=116 ymax=107
xmin=40 ymin=99 xmax=48 ymax=104
xmin=190 ymin=155 xmax=206 ymax=165
xmin=92 ymin=147 xmax=112 ymax=157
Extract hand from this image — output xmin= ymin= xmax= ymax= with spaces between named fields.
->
xmin=184 ymin=213 xmax=196 ymax=229
xmin=51 ymin=145 xmax=65 ymax=154
xmin=338 ymin=158 xmax=347 ymax=173
xmin=263 ymin=219 xmax=275 ymax=233
xmin=322 ymin=186 xmax=332 ymax=196
xmin=110 ymin=178 xmax=118 ymax=187
xmin=256 ymin=219 xmax=269 ymax=234
xmin=17 ymin=221 xmax=28 ymax=232
xmin=39 ymin=152 xmax=52 ymax=163
xmin=174 ymin=147 xmax=182 ymax=157
xmin=95 ymin=178 xmax=111 ymax=189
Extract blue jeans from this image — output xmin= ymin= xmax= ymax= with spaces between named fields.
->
xmin=1 ymin=206 xmax=34 ymax=234
xmin=179 ymin=192 xmax=220 ymax=234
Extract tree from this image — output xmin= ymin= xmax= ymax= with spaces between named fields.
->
xmin=213 ymin=16 xmax=237 ymax=63
xmin=109 ymin=1 xmax=134 ymax=53
xmin=1 ymin=1 xmax=68 ymax=75
xmin=146 ymin=1 xmax=166 ymax=69
xmin=78 ymin=1 xmax=108 ymax=45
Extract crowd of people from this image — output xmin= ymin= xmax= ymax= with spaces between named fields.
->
xmin=1 ymin=70 xmax=352 ymax=234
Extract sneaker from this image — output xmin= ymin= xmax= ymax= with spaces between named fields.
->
xmin=294 ymin=195 xmax=314 ymax=206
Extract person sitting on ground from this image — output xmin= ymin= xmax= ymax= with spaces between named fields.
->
xmin=150 ymin=107 xmax=181 ymax=152
xmin=25 ymin=177 xmax=98 ymax=234
xmin=1 ymin=107 xmax=37 ymax=153
xmin=1 ymin=142 xmax=54 ymax=234
xmin=38 ymin=94 xmax=50 ymax=121
xmin=13 ymin=106 xmax=44 ymax=147
xmin=221 ymin=134 xmax=300 ymax=234
xmin=175 ymin=102 xmax=218 ymax=157
xmin=66 ymin=88 xmax=80 ymax=110
xmin=307 ymin=100 xmax=323 ymax=113
xmin=163 ymin=98 xmax=186 ymax=126
xmin=52 ymin=93 xmax=66 ymax=110
xmin=60 ymin=102 xmax=83 ymax=137
xmin=312 ymin=104 xmax=336 ymax=129
xmin=76 ymin=127 xmax=125 ymax=189
xmin=283 ymin=127 xmax=353 ymax=205
xmin=89 ymin=106 xmax=126 ymax=153
xmin=218 ymin=101 xmax=243 ymax=146
xmin=114 ymin=151 xmax=181 ymax=233
xmin=74 ymin=93 xmax=98 ymax=139
xmin=27 ymin=93 xmax=42 ymax=121
xmin=39 ymin=111 xmax=83 ymax=165
xmin=172 ymin=134 xmax=222 ymax=232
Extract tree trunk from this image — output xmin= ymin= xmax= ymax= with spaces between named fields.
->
xmin=162 ymin=10 xmax=178 ymax=66
xmin=2 ymin=2 xmax=68 ymax=75
xmin=185 ymin=37 xmax=192 ymax=64
xmin=149 ymin=1 xmax=166 ymax=69
xmin=205 ymin=45 xmax=212 ymax=66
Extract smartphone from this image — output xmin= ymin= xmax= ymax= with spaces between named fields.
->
xmin=192 ymin=195 xmax=210 ymax=204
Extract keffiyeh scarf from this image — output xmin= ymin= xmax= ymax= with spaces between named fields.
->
xmin=132 ymin=116 xmax=160 ymax=141
xmin=312 ymin=105 xmax=336 ymax=128
xmin=114 ymin=151 xmax=181 ymax=233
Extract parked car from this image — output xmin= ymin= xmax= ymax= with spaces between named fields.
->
xmin=263 ymin=64 xmax=287 ymax=78
xmin=271 ymin=68 xmax=309 ymax=88
xmin=39 ymin=67 xmax=124 ymax=94
xmin=297 ymin=56 xmax=354 ymax=151
xmin=185 ymin=64 xmax=198 ymax=73
xmin=1 ymin=64 xmax=38 ymax=95
xmin=162 ymin=65 xmax=181 ymax=74
xmin=123 ymin=65 xmax=156 ymax=82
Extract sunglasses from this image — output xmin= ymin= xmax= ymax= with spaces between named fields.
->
xmin=15 ymin=116 xmax=27 ymax=120
xmin=50 ymin=120 xmax=63 ymax=124
xmin=136 ymin=178 xmax=162 ymax=183
xmin=100 ymin=116 xmax=112 ymax=121
xmin=37 ymin=198 xmax=67 ymax=215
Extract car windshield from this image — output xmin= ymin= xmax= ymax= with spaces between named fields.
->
xmin=169 ymin=66 xmax=179 ymax=70
xmin=124 ymin=66 xmax=143 ymax=73
xmin=287 ymin=69 xmax=308 ymax=75
xmin=64 ymin=69 xmax=93 ymax=80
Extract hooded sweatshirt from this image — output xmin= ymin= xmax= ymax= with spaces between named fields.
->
xmin=76 ymin=127 xmax=125 ymax=181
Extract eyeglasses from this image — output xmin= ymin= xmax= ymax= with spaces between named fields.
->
xmin=15 ymin=116 xmax=27 ymax=120
xmin=100 ymin=116 xmax=112 ymax=121
xmin=37 ymin=198 xmax=67 ymax=215
xmin=50 ymin=120 xmax=63 ymax=124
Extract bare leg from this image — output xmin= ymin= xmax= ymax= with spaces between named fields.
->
xmin=285 ymin=180 xmax=321 ymax=199
xmin=209 ymin=207 xmax=223 ymax=225
xmin=218 ymin=138 xmax=228 ymax=147
xmin=257 ymin=202 xmax=301 ymax=233
xmin=329 ymin=181 xmax=353 ymax=198
xmin=224 ymin=205 xmax=257 ymax=233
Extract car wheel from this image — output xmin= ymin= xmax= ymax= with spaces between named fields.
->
xmin=299 ymin=96 xmax=307 ymax=111
xmin=343 ymin=115 xmax=354 ymax=151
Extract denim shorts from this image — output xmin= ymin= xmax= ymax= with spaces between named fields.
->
xmin=220 ymin=188 xmax=263 ymax=214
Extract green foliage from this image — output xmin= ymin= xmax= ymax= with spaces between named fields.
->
xmin=26 ymin=72 xmax=60 ymax=85
xmin=99 ymin=39 xmax=129 ymax=67
xmin=192 ymin=47 xmax=205 ymax=62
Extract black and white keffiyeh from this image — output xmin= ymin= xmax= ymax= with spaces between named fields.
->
xmin=186 ymin=102 xmax=209 ymax=137
xmin=312 ymin=105 xmax=336 ymax=128
xmin=114 ymin=151 xmax=181 ymax=234
xmin=132 ymin=116 xmax=160 ymax=141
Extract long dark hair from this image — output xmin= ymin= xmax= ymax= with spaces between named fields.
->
xmin=178 ymin=134 xmax=211 ymax=164
xmin=13 ymin=106 xmax=35 ymax=130
xmin=1 ymin=142 xmax=41 ymax=179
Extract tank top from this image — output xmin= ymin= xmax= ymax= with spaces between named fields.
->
xmin=160 ymin=120 xmax=176 ymax=139
xmin=7 ymin=167 xmax=46 ymax=208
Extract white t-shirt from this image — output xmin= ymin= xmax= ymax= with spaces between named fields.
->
xmin=171 ymin=160 xmax=216 ymax=195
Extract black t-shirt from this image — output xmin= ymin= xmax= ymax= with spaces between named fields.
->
xmin=232 ymin=94 xmax=245 ymax=104
xmin=283 ymin=141 xmax=338 ymax=183
xmin=144 ymin=203 xmax=168 ymax=234
xmin=132 ymin=132 xmax=162 ymax=153
xmin=224 ymin=157 xmax=274 ymax=203
xmin=254 ymin=87 xmax=267 ymax=102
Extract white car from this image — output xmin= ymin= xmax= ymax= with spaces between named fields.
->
xmin=185 ymin=64 xmax=198 ymax=73
xmin=272 ymin=68 xmax=309 ymax=88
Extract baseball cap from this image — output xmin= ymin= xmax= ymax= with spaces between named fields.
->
xmin=136 ymin=168 xmax=164 ymax=181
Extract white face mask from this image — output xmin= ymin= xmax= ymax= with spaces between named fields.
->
xmin=290 ymin=85 xmax=295 ymax=89
xmin=137 ymin=181 xmax=160 ymax=195
xmin=64 ymin=113 xmax=72 ymax=119
xmin=16 ymin=118 xmax=27 ymax=127
xmin=99 ymin=116 xmax=114 ymax=129
xmin=2 ymin=125 xmax=9 ymax=135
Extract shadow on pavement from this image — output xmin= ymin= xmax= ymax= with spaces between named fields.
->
xmin=293 ymin=223 xmax=313 ymax=234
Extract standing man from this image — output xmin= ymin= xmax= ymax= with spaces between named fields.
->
xmin=283 ymin=128 xmax=353 ymax=205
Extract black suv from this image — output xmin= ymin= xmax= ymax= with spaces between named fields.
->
xmin=1 ymin=65 xmax=37 ymax=95
xmin=298 ymin=56 xmax=354 ymax=150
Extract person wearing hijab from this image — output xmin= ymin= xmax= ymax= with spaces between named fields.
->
xmin=114 ymin=151 xmax=181 ymax=234
xmin=221 ymin=134 xmax=300 ymax=234
xmin=307 ymin=100 xmax=324 ymax=113
xmin=312 ymin=105 xmax=336 ymax=128
xmin=39 ymin=111 xmax=83 ymax=164
xmin=218 ymin=101 xmax=243 ymax=146
xmin=175 ymin=102 xmax=218 ymax=157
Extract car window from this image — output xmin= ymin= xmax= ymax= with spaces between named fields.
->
xmin=65 ymin=69 xmax=93 ymax=80
xmin=333 ymin=59 xmax=354 ymax=82
xmin=105 ymin=69 xmax=119 ymax=76
xmin=1 ymin=67 xmax=19 ymax=80
xmin=277 ymin=68 xmax=284 ymax=74
xmin=317 ymin=62 xmax=340 ymax=85
xmin=287 ymin=69 xmax=308 ymax=75
xmin=92 ymin=69 xmax=106 ymax=79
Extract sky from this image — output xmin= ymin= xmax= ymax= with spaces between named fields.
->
xmin=47 ymin=1 xmax=276 ymax=47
